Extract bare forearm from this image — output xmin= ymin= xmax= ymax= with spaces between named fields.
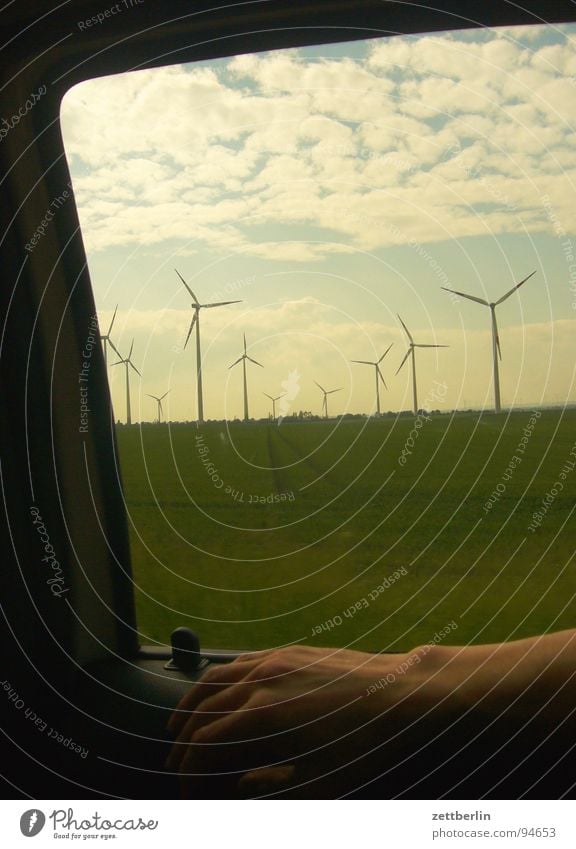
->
xmin=166 ymin=633 xmax=576 ymax=797
xmin=421 ymin=629 xmax=576 ymax=729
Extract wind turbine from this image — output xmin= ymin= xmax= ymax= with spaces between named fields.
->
xmin=396 ymin=315 xmax=448 ymax=415
xmin=176 ymin=269 xmax=241 ymax=423
xmin=100 ymin=304 xmax=120 ymax=367
xmin=442 ymin=271 xmax=536 ymax=414
xmin=264 ymin=392 xmax=285 ymax=420
xmin=229 ymin=334 xmax=263 ymax=421
xmin=314 ymin=381 xmax=342 ymax=419
xmin=351 ymin=344 xmax=393 ymax=416
xmin=147 ymin=390 xmax=170 ymax=423
xmin=112 ymin=340 xmax=141 ymax=425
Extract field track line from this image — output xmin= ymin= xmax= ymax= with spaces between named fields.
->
xmin=267 ymin=425 xmax=335 ymax=494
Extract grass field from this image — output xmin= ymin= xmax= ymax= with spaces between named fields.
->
xmin=116 ymin=409 xmax=576 ymax=652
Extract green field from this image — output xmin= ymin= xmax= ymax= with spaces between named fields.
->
xmin=117 ymin=410 xmax=576 ymax=652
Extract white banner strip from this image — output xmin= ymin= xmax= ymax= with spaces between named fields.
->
xmin=3 ymin=800 xmax=576 ymax=848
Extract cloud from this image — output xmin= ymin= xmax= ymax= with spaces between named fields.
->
xmin=62 ymin=25 xmax=576 ymax=261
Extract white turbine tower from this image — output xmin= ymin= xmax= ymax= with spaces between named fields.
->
xmin=112 ymin=340 xmax=141 ymax=425
xmin=314 ymin=381 xmax=342 ymax=419
xmin=229 ymin=334 xmax=263 ymax=421
xmin=100 ymin=304 xmax=120 ymax=367
xmin=442 ymin=271 xmax=536 ymax=414
xmin=264 ymin=392 xmax=285 ymax=420
xmin=176 ymin=269 xmax=241 ymax=423
xmin=147 ymin=390 xmax=170 ymax=423
xmin=396 ymin=315 xmax=447 ymax=415
xmin=351 ymin=343 xmax=393 ymax=416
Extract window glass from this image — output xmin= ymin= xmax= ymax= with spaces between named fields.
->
xmin=61 ymin=24 xmax=576 ymax=651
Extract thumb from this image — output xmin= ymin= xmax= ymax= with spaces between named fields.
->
xmin=237 ymin=764 xmax=296 ymax=797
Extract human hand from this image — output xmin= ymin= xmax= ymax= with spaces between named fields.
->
xmin=165 ymin=643 xmax=446 ymax=798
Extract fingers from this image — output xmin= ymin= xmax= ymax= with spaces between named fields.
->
xmin=168 ymin=693 xmax=336 ymax=781
xmin=167 ymin=649 xmax=298 ymax=736
xmin=167 ymin=657 xmax=257 ymax=735
xmin=164 ymin=645 xmax=368 ymax=798
xmin=172 ymin=711 xmax=296 ymax=799
xmin=165 ymin=683 xmax=258 ymax=771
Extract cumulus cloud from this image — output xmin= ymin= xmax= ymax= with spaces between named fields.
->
xmin=61 ymin=25 xmax=576 ymax=260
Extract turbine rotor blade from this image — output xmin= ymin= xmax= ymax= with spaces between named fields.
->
xmin=108 ymin=339 xmax=122 ymax=359
xmin=129 ymin=362 xmax=141 ymax=376
xmin=203 ymin=300 xmax=242 ymax=308
xmin=493 ymin=310 xmax=502 ymax=360
xmin=160 ymin=390 xmax=171 ymax=400
xmin=129 ymin=339 xmax=134 ymax=359
xmin=184 ymin=313 xmax=197 ymax=349
xmin=378 ymin=343 xmax=393 ymax=364
xmin=442 ymin=287 xmax=489 ymax=307
xmin=107 ymin=304 xmax=118 ymax=335
xmin=351 ymin=360 xmax=373 ymax=366
xmin=376 ymin=366 xmax=387 ymax=389
xmin=495 ymin=270 xmax=537 ymax=305
xmin=229 ymin=357 xmax=243 ymax=369
xmin=247 ymin=356 xmax=263 ymax=367
xmin=264 ymin=393 xmax=273 ymax=401
xmin=327 ymin=388 xmax=342 ymax=395
xmin=314 ymin=381 xmax=326 ymax=393
xmin=414 ymin=344 xmax=449 ymax=348
xmin=396 ymin=348 xmax=412 ymax=375
xmin=175 ymin=269 xmax=199 ymax=303
xmin=397 ymin=314 xmax=413 ymax=343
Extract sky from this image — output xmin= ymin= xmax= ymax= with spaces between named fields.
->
xmin=60 ymin=22 xmax=576 ymax=422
